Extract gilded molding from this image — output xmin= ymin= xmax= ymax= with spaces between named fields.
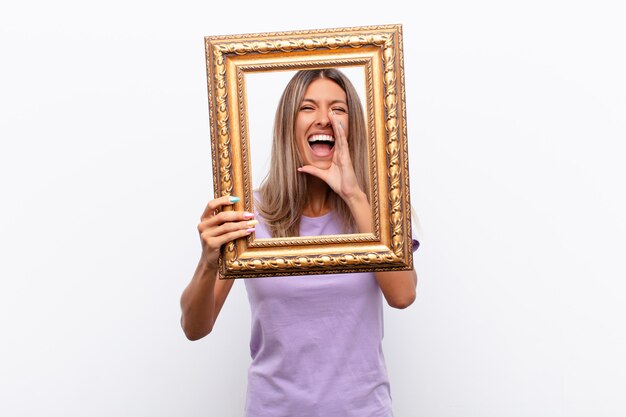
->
xmin=205 ymin=24 xmax=412 ymax=278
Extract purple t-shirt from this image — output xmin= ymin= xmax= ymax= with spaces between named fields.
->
xmin=243 ymin=211 xmax=418 ymax=417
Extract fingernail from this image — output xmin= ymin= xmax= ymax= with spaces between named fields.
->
xmin=246 ymin=228 xmax=256 ymax=234
xmin=247 ymin=219 xmax=259 ymax=227
xmin=229 ymin=196 xmax=240 ymax=203
xmin=243 ymin=212 xmax=255 ymax=219
xmin=339 ymin=121 xmax=344 ymax=129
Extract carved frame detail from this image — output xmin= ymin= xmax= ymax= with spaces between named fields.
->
xmin=205 ymin=24 xmax=413 ymax=278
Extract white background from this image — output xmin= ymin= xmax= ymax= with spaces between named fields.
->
xmin=1 ymin=1 xmax=625 ymax=417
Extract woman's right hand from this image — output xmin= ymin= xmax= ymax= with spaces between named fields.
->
xmin=181 ymin=195 xmax=254 ymax=340
xmin=197 ymin=195 xmax=256 ymax=269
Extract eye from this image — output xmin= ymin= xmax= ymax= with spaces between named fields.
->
xmin=299 ymin=105 xmax=315 ymax=111
xmin=332 ymin=107 xmax=348 ymax=114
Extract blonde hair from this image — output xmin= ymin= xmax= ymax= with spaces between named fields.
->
xmin=256 ymin=68 xmax=370 ymax=238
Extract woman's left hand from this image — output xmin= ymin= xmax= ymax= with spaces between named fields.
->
xmin=297 ymin=109 xmax=364 ymax=202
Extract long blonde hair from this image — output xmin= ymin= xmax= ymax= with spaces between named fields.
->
xmin=256 ymin=68 xmax=370 ymax=238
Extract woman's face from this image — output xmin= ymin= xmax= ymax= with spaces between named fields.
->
xmin=295 ymin=78 xmax=349 ymax=170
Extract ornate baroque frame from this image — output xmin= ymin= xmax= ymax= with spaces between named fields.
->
xmin=205 ymin=24 xmax=413 ymax=278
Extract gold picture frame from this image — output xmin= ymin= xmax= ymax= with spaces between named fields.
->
xmin=205 ymin=24 xmax=413 ymax=278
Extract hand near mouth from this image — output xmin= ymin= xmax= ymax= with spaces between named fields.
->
xmin=298 ymin=109 xmax=365 ymax=203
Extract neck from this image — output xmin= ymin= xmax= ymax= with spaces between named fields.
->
xmin=302 ymin=177 xmax=331 ymax=217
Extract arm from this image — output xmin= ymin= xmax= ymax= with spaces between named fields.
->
xmin=300 ymin=110 xmax=417 ymax=309
xmin=180 ymin=258 xmax=234 ymax=340
xmin=344 ymin=191 xmax=417 ymax=309
xmin=374 ymin=270 xmax=417 ymax=309
xmin=180 ymin=196 xmax=256 ymax=340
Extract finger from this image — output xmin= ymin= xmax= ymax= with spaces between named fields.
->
xmin=328 ymin=109 xmax=348 ymax=153
xmin=297 ymin=165 xmax=327 ymax=181
xmin=328 ymin=109 xmax=342 ymax=137
xmin=201 ymin=195 xmax=240 ymax=220
xmin=198 ymin=211 xmax=255 ymax=233
xmin=201 ymin=218 xmax=257 ymax=239
xmin=201 ymin=226 xmax=255 ymax=252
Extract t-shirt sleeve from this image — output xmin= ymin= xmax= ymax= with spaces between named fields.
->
xmin=411 ymin=228 xmax=420 ymax=253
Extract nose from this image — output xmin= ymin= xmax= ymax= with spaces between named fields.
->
xmin=314 ymin=108 xmax=331 ymax=127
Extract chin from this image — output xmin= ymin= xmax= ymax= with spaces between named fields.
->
xmin=310 ymin=160 xmax=332 ymax=170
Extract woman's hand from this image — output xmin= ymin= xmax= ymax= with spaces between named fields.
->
xmin=180 ymin=195 xmax=256 ymax=340
xmin=197 ymin=195 xmax=256 ymax=269
xmin=297 ymin=109 xmax=364 ymax=203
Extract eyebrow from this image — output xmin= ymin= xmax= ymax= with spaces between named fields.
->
xmin=301 ymin=98 xmax=348 ymax=106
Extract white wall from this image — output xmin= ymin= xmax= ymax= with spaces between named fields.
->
xmin=1 ymin=1 xmax=625 ymax=416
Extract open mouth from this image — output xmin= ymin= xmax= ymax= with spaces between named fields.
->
xmin=307 ymin=134 xmax=335 ymax=157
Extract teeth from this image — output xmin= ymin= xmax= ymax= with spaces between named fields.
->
xmin=308 ymin=134 xmax=335 ymax=143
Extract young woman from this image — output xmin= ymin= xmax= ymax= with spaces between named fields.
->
xmin=181 ymin=68 xmax=418 ymax=417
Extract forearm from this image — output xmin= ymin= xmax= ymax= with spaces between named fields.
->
xmin=180 ymin=259 xmax=220 ymax=340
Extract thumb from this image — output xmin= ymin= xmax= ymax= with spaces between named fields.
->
xmin=297 ymin=165 xmax=327 ymax=181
